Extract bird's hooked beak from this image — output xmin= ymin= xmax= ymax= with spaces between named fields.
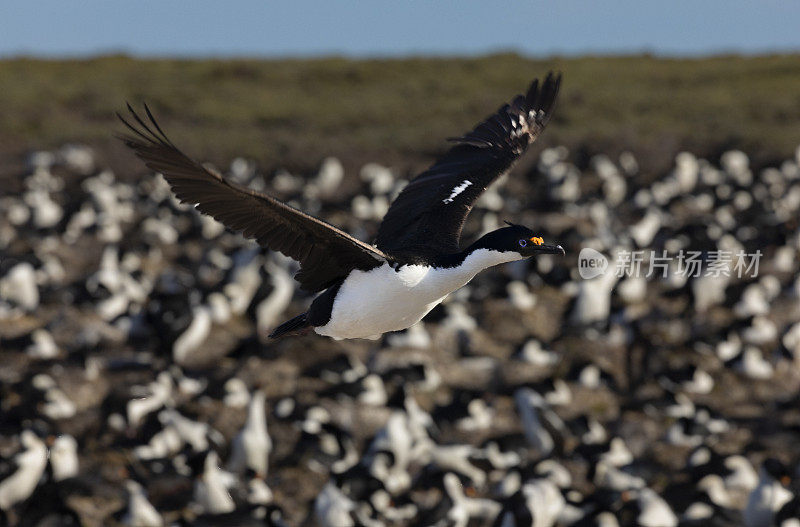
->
xmin=531 ymin=243 xmax=566 ymax=256
xmin=527 ymin=236 xmax=565 ymax=256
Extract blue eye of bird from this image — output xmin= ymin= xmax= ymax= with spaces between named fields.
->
xmin=519 ymin=239 xmax=527 ymax=247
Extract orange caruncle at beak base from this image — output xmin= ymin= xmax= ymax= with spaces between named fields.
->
xmin=529 ymin=236 xmax=544 ymax=246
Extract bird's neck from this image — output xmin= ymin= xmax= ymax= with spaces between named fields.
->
xmin=433 ymin=247 xmax=521 ymax=273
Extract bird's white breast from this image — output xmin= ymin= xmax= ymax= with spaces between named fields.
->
xmin=315 ymin=248 xmax=520 ymax=340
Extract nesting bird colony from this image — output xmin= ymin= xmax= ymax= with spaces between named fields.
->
xmin=3 ymin=143 xmax=800 ymax=527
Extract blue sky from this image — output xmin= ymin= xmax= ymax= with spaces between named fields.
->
xmin=3 ymin=1 xmax=799 ymax=58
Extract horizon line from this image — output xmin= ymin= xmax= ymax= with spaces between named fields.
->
xmin=2 ymin=46 xmax=800 ymax=62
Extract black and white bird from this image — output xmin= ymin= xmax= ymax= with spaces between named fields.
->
xmin=119 ymin=72 xmax=563 ymax=340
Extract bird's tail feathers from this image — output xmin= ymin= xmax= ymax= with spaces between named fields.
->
xmin=269 ymin=312 xmax=310 ymax=339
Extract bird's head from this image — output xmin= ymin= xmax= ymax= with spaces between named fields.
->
xmin=471 ymin=222 xmax=564 ymax=259
xmin=763 ymin=458 xmax=792 ymax=486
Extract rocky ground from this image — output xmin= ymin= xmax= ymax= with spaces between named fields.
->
xmin=2 ymin=143 xmax=800 ymax=526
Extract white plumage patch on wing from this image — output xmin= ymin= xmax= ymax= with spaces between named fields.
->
xmin=442 ymin=180 xmax=473 ymax=204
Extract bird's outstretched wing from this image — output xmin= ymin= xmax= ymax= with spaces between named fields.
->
xmin=118 ymin=104 xmax=386 ymax=292
xmin=375 ymin=72 xmax=561 ymax=261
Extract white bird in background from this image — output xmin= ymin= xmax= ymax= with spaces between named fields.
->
xmin=0 ymin=431 xmax=48 ymax=511
xmin=744 ymin=459 xmax=794 ymax=527
xmin=122 ymin=480 xmax=164 ymax=527
xmin=49 ymin=435 xmax=79 ymax=482
xmin=227 ymin=389 xmax=272 ymax=477
xmin=194 ymin=451 xmax=235 ymax=515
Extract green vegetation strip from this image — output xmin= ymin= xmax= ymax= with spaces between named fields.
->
xmin=1 ymin=54 xmax=799 ymax=179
